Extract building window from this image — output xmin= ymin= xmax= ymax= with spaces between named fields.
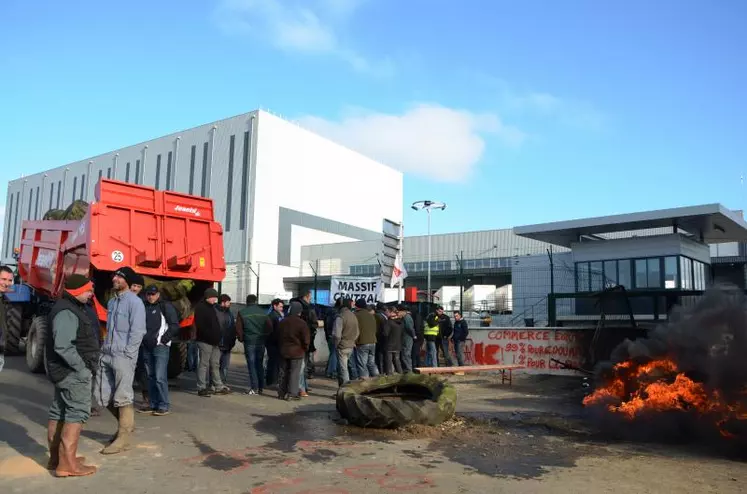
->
xmin=80 ymin=174 xmax=86 ymax=200
xmin=12 ymin=191 xmax=20 ymax=253
xmin=694 ymin=260 xmax=706 ymax=290
xmin=680 ymin=257 xmax=693 ymax=290
xmin=590 ymin=261 xmax=603 ymax=291
xmin=71 ymin=177 xmax=77 ymax=206
xmin=201 ymin=142 xmax=209 ymax=197
xmin=240 ymin=130 xmax=251 ymax=230
xmin=576 ymin=263 xmax=590 ymax=292
xmin=125 ymin=162 xmax=131 ymax=182
xmin=603 ymin=260 xmax=617 ymax=287
xmin=166 ymin=151 xmax=172 ymax=191
xmin=4 ymin=192 xmax=14 ymax=256
xmin=225 ymin=134 xmax=236 ymax=231
xmin=618 ymin=259 xmax=631 ymax=288
xmin=98 ymin=170 xmax=103 ymax=183
xmin=189 ymin=145 xmax=196 ymax=195
xmin=56 ymin=181 xmax=61 ymax=208
xmin=34 ymin=186 xmax=40 ymax=220
xmin=155 ymin=154 xmax=162 ymax=190
xmin=48 ymin=182 xmax=54 ymax=211
xmin=135 ymin=160 xmax=141 ymax=185
xmin=664 ymin=256 xmax=678 ymax=289
xmin=107 ymin=167 xmax=112 ymax=179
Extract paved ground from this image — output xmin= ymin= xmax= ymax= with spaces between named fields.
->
xmin=1 ymin=355 xmax=745 ymax=493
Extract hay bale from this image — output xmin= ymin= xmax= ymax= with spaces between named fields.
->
xmin=43 ymin=209 xmax=66 ymax=220
xmin=63 ymin=200 xmax=88 ymax=220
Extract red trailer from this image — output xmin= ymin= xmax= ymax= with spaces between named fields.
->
xmin=10 ymin=178 xmax=226 ymax=374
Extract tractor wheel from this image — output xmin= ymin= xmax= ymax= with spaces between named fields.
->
xmin=26 ymin=316 xmax=48 ymax=374
xmin=167 ymin=341 xmax=188 ymax=379
xmin=3 ymin=305 xmax=24 ymax=356
xmin=336 ymin=373 xmax=457 ymax=429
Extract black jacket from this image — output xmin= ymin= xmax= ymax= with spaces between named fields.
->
xmin=46 ymin=293 xmax=100 ymax=384
xmin=194 ymin=300 xmax=222 ymax=346
xmin=143 ymin=300 xmax=180 ymax=349
xmin=386 ymin=318 xmax=403 ymax=352
xmin=438 ymin=314 xmax=453 ymax=339
xmin=453 ymin=319 xmax=469 ymax=342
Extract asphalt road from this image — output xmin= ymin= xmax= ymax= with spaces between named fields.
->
xmin=1 ymin=355 xmax=745 ymax=493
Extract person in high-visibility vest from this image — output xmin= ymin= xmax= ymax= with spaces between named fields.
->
xmin=423 ymin=311 xmax=440 ymax=367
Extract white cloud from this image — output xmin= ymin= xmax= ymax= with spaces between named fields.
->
xmin=296 ymin=104 xmax=525 ymax=182
xmin=214 ymin=0 xmax=393 ymax=76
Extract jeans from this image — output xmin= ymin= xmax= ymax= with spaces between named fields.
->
xmin=265 ymin=343 xmax=281 ymax=386
xmin=425 ymin=341 xmax=437 ymax=367
xmin=337 ymin=347 xmax=353 ymax=386
xmin=356 ymin=344 xmax=378 ymax=378
xmin=299 ymin=357 xmax=308 ymax=392
xmin=325 ymin=338 xmax=338 ymax=378
xmin=219 ymin=349 xmax=231 ymax=384
xmin=349 ymin=347 xmax=360 ymax=380
xmin=196 ymin=342 xmax=224 ymax=391
xmin=187 ymin=340 xmax=200 ymax=371
xmin=401 ymin=335 xmax=414 ymax=372
xmin=136 ymin=346 xmax=148 ymax=393
xmin=454 ymin=340 xmax=466 ymax=366
xmin=440 ymin=338 xmax=455 ymax=367
xmin=386 ymin=351 xmax=403 ymax=375
xmin=244 ymin=343 xmax=265 ymax=392
xmin=143 ymin=345 xmax=170 ymax=412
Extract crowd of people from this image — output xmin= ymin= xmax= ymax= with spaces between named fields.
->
xmin=0 ymin=265 xmax=472 ymax=478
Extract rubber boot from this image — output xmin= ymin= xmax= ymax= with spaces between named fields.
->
xmin=101 ymin=405 xmax=134 ymax=455
xmin=47 ymin=420 xmax=86 ymax=470
xmin=55 ymin=423 xmax=97 ymax=477
xmin=104 ymin=405 xmax=119 ymax=445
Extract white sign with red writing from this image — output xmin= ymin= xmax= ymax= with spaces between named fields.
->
xmin=463 ymin=328 xmax=586 ymax=375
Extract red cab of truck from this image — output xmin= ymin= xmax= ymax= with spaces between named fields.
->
xmin=17 ymin=178 xmax=226 ymax=319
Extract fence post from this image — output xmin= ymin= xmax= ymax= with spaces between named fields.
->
xmin=548 ymin=293 xmax=557 ymax=326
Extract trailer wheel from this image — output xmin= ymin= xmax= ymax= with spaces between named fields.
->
xmin=3 ymin=305 xmax=24 ymax=356
xmin=26 ymin=316 xmax=48 ymax=374
xmin=167 ymin=341 xmax=187 ymax=379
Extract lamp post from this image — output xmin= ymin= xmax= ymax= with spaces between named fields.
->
xmin=411 ymin=200 xmax=447 ymax=303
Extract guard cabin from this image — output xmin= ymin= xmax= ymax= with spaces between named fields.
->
xmin=514 ymin=204 xmax=747 ymax=327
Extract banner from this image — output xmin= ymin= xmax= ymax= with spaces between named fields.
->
xmin=330 ymin=276 xmax=382 ymax=304
xmin=390 ymin=251 xmax=408 ymax=286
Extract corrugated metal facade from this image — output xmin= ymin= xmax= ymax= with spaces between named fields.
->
xmin=2 ymin=111 xmax=259 ymax=264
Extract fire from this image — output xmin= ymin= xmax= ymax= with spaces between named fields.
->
xmin=583 ymin=358 xmax=747 ymax=437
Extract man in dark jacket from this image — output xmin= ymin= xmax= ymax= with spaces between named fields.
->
xmin=290 ymin=290 xmax=318 ymax=384
xmin=277 ymin=301 xmax=309 ymax=400
xmin=385 ymin=307 xmax=404 ymax=375
xmin=333 ymin=298 xmax=359 ymax=387
xmin=374 ymin=303 xmax=388 ymax=373
xmin=264 ymin=298 xmax=284 ymax=387
xmin=452 ymin=311 xmax=469 ymax=366
xmin=412 ymin=310 xmax=425 ymax=368
xmin=400 ymin=305 xmax=415 ymax=372
xmin=139 ymin=285 xmax=180 ymax=415
xmin=324 ymin=299 xmax=341 ymax=379
xmin=194 ymin=288 xmax=229 ymax=397
xmin=0 ymin=265 xmax=13 ymax=373
xmin=436 ymin=306 xmax=455 ymax=367
xmin=236 ymin=294 xmax=269 ymax=395
xmin=46 ymin=274 xmax=98 ymax=477
xmin=355 ymin=298 xmax=378 ymax=378
xmin=217 ymin=294 xmax=235 ymax=385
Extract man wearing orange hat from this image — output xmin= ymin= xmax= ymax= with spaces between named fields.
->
xmin=46 ymin=273 xmax=99 ymax=477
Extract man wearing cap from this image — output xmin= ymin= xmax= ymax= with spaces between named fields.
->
xmin=139 ymin=284 xmax=180 ymax=415
xmin=94 ymin=266 xmax=147 ymax=455
xmin=194 ymin=287 xmax=230 ymax=396
xmin=45 ymin=273 xmax=99 ymax=477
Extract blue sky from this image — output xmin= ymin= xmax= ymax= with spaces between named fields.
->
xmin=1 ymin=0 xmax=746 ymax=238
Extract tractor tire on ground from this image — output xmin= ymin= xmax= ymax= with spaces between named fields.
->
xmin=336 ymin=373 xmax=457 ymax=429
xmin=26 ymin=316 xmax=48 ymax=374
xmin=167 ymin=341 xmax=188 ymax=379
xmin=4 ymin=305 xmax=24 ymax=356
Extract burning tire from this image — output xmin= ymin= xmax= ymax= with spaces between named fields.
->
xmin=336 ymin=373 xmax=457 ymax=429
xmin=26 ymin=316 xmax=48 ymax=374
xmin=4 ymin=305 xmax=24 ymax=356
xmin=167 ymin=340 xmax=188 ymax=379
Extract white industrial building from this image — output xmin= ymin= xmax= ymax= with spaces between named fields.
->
xmin=1 ymin=110 xmax=403 ymax=302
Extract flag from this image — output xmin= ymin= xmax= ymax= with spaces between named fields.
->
xmin=390 ymin=252 xmax=408 ymax=286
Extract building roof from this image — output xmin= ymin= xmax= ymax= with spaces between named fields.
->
xmin=513 ymin=204 xmax=747 ymax=248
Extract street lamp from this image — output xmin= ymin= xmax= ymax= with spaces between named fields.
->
xmin=411 ymin=200 xmax=447 ymax=303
